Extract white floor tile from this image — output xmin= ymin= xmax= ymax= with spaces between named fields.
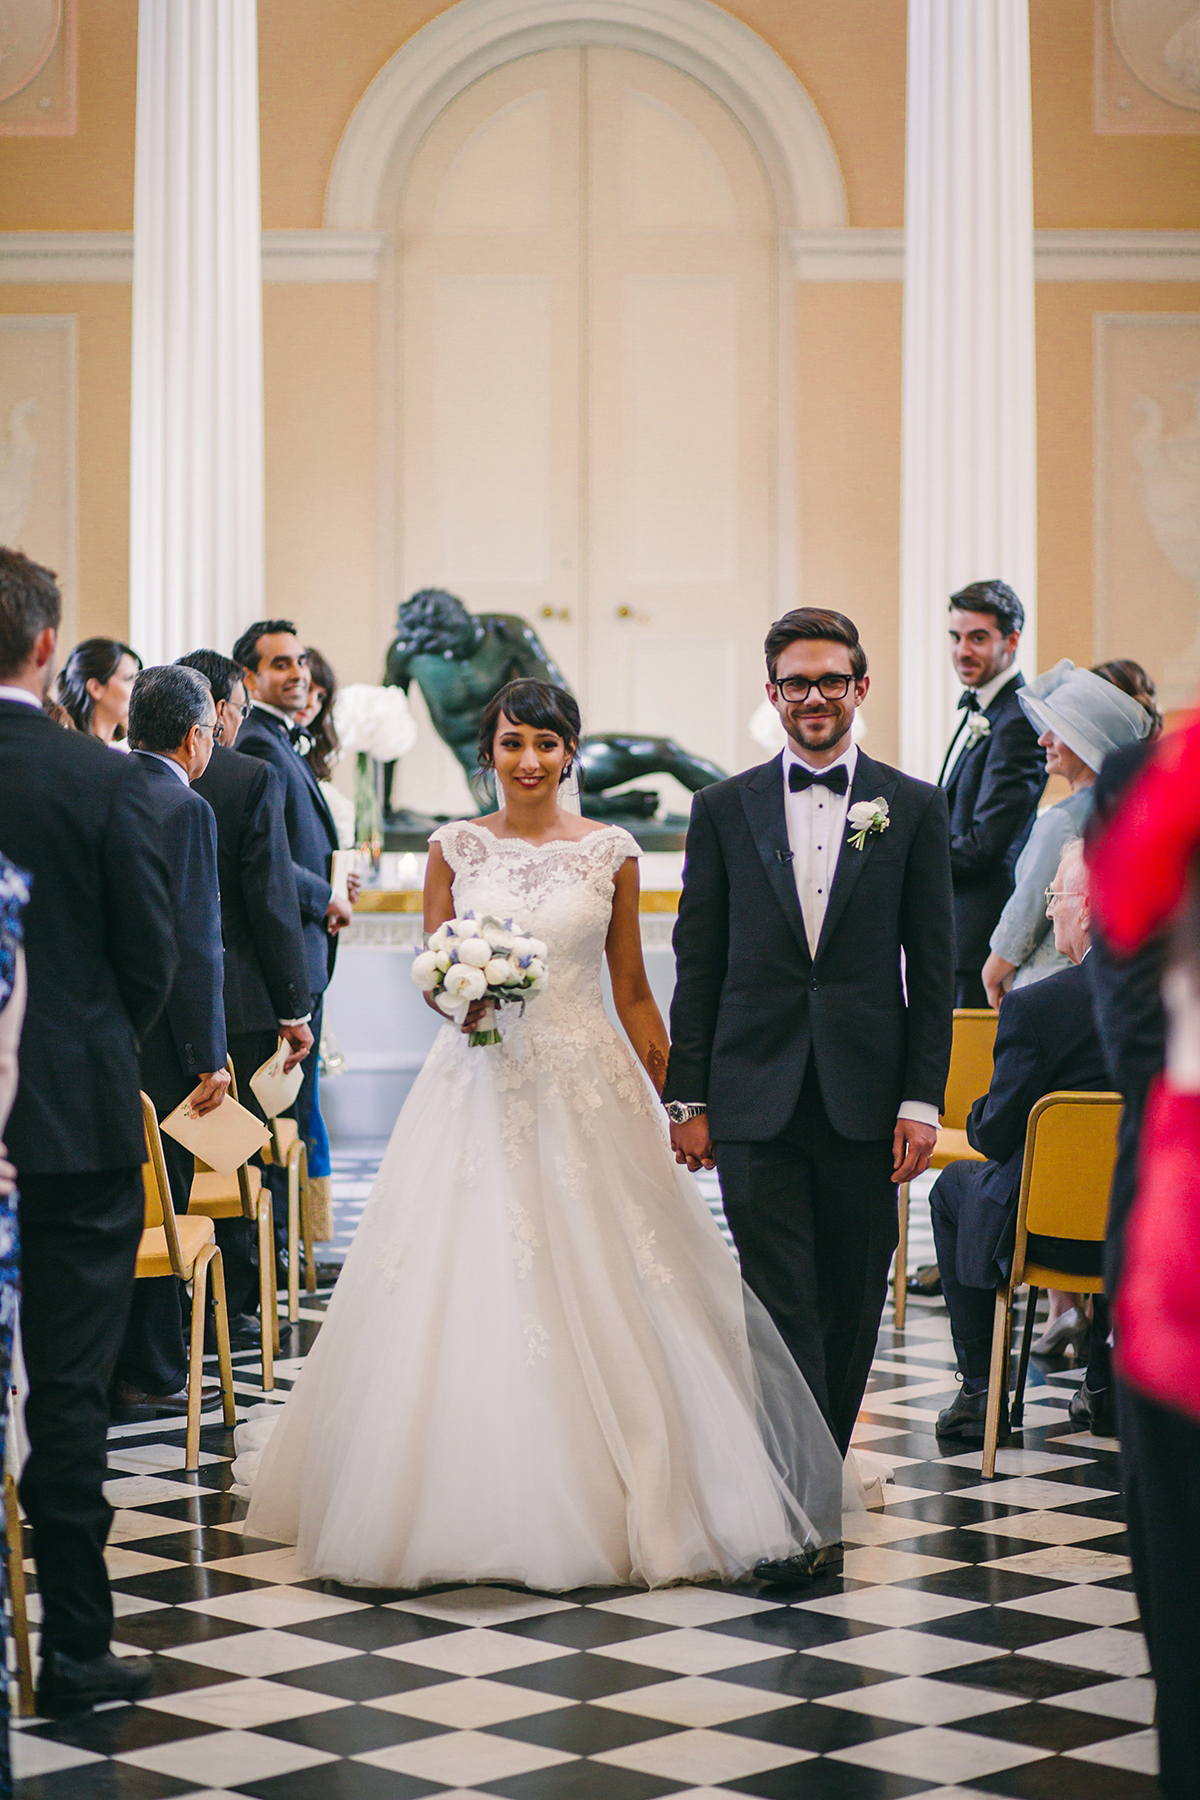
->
xmin=803 ymin=1628 xmax=1002 ymax=1676
xmin=379 ymin=1626 xmax=575 ymax=1677
xmin=593 ymin=1726 xmax=813 ymax=1783
xmin=369 ymin=1677 xmax=576 ymax=1729
xmin=985 ymin=1546 xmax=1133 ymax=1582
xmin=108 ymin=1508 xmax=202 ymax=1544
xmin=842 ymin=1546 xmax=966 ymax=1584
xmin=200 ymin=1546 xmax=315 ymax=1585
xmin=796 ymin=1588 xmax=983 ymax=1627
xmin=142 ymin=1676 xmax=350 ymax=1729
xmin=1055 ymin=1431 xmax=1122 ymax=1452
xmin=179 ymin=1585 xmax=367 ymax=1628
xmin=118 ymin=1730 xmax=337 ymax=1786
xmin=162 ymin=1629 xmax=364 ymax=1676
xmin=819 ymin=1675 xmax=1026 ymax=1725
xmin=965 ymin=1510 xmax=1125 ymax=1544
xmin=829 ymin=1724 xmax=1051 ymax=1782
xmin=596 ymin=1675 xmax=802 ymax=1727
xmin=388 ymin=1586 xmax=576 ymax=1628
xmin=851 ymin=1421 xmax=908 ymax=1443
xmin=1066 ymin=1728 xmax=1160 ymax=1775
xmin=843 ymin=1511 xmax=948 ymax=1546
xmin=1025 ymin=1626 xmax=1152 ymax=1677
xmin=952 ymin=1478 xmax=1116 ymax=1509
xmin=354 ymin=1730 xmax=576 ymax=1785
xmin=999 ymin=1586 xmax=1140 ymax=1626
xmin=588 ymin=1626 xmax=791 ymax=1676
xmin=592 ymin=1590 xmax=780 ymax=1627
xmin=1052 ymin=1676 xmax=1158 ymax=1724
xmin=12 ymin=1735 xmax=104 ymax=1779
xmin=102 ymin=1475 xmax=217 ymax=1507
xmin=104 ymin=1546 xmax=181 ymax=1580
xmin=942 ymin=1449 xmax=1094 ymax=1475
xmin=107 ymin=1444 xmax=224 ymax=1472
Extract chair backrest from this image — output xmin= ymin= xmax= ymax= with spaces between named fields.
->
xmin=941 ymin=1008 xmax=999 ymax=1131
xmin=140 ymin=1093 xmax=187 ymax=1278
xmin=1012 ymin=1090 xmax=1123 ymax=1284
xmin=191 ymin=1057 xmax=257 ymax=1217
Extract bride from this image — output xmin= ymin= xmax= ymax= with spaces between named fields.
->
xmin=235 ymin=679 xmax=847 ymax=1591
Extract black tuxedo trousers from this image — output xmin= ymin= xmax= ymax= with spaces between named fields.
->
xmin=714 ymin=1066 xmax=897 ymax=1457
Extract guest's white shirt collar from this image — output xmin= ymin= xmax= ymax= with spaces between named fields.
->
xmin=782 ymin=738 xmax=858 ymax=787
xmin=0 ymin=685 xmax=41 ymax=710
xmin=132 ymin=749 xmax=190 ymax=786
xmin=252 ymin=700 xmax=296 ymax=728
xmin=961 ymin=666 xmax=1019 ymax=715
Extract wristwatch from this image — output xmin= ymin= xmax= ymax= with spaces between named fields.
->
xmin=664 ymin=1102 xmax=707 ymax=1124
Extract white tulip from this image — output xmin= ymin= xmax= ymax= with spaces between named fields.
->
xmin=457 ymin=937 xmax=492 ymax=968
xmin=410 ymin=950 xmax=442 ymax=992
xmin=442 ymin=962 xmax=487 ymax=1002
xmin=484 ymin=956 xmax=517 ymax=986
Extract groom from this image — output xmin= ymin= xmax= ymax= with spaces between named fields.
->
xmin=664 ymin=608 xmax=953 ymax=1474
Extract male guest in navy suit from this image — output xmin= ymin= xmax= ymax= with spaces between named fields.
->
xmin=113 ymin=664 xmax=229 ymax=1420
xmin=940 ymin=580 xmax=1046 ymax=1009
xmin=232 ymin=622 xmax=354 ymax=1276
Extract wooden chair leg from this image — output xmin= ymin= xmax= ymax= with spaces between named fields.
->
xmin=257 ymin=1198 xmax=275 ymax=1391
xmin=982 ymin=1286 xmax=1012 ymax=1480
xmin=207 ymin=1248 xmax=237 ymax=1429
xmin=300 ymin=1143 xmax=316 ymax=1296
xmin=186 ymin=1251 xmax=212 ymax=1471
xmin=893 ymin=1181 xmax=909 ymax=1331
xmin=4 ymin=1474 xmax=33 ymax=1718
xmin=1011 ymin=1286 xmax=1039 ymax=1429
xmin=287 ymin=1144 xmax=301 ymax=1323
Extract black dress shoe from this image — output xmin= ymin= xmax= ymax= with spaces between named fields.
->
xmin=753 ymin=1543 xmax=844 ymax=1586
xmin=1069 ymin=1377 xmax=1118 ymax=1437
xmin=37 ymin=1648 xmax=154 ymax=1716
xmin=906 ymin=1264 xmax=943 ymax=1297
xmin=936 ymin=1386 xmax=1008 ymax=1441
xmin=111 ymin=1379 xmax=222 ymax=1422
xmin=205 ymin=1311 xmax=261 ymax=1353
xmin=276 ymin=1254 xmax=342 ymax=1289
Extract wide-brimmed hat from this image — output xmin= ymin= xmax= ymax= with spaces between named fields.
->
xmin=1018 ymin=659 xmax=1151 ymax=772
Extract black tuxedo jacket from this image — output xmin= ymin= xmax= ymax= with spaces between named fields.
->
xmin=192 ymin=745 xmax=311 ymax=1036
xmin=234 ymin=707 xmax=338 ymax=998
xmin=130 ymin=755 xmax=227 ymax=1116
xmin=0 ymin=701 xmax=177 ymax=1173
xmin=956 ymin=957 xmax=1110 ymax=1287
xmin=942 ymin=674 xmax=1046 ymax=972
xmin=664 ymin=749 xmax=954 ymax=1143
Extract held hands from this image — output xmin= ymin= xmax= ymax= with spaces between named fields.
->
xmin=346 ymin=871 xmax=362 ymax=904
xmin=892 ymin=1117 xmax=937 ymax=1184
xmin=279 ymin=1021 xmax=314 ymax=1072
xmin=326 ymin=895 xmax=354 ymax=935
xmin=671 ymin=1114 xmax=716 ymax=1173
xmin=981 ymin=952 xmax=1015 ymax=1012
xmin=420 ymin=989 xmax=490 ymax=1035
xmin=0 ymin=1141 xmax=14 ymax=1199
xmin=189 ymin=1069 xmax=231 ymax=1117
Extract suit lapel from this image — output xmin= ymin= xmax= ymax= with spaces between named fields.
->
xmin=252 ymin=708 xmax=338 ymax=847
xmin=814 ymin=752 xmax=898 ymax=960
xmin=738 ymin=756 xmax=812 ymax=964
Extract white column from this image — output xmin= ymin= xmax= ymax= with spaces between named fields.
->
xmin=899 ymin=0 xmax=1037 ymax=780
xmin=129 ymin=0 xmax=264 ymax=666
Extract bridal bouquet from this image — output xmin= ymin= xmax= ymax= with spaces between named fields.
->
xmin=411 ymin=914 xmax=548 ymax=1046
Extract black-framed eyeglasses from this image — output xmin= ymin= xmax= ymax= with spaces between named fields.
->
xmin=774 ymin=673 xmax=854 ymax=703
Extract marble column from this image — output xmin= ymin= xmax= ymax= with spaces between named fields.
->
xmin=129 ymin=0 xmax=264 ymax=666
xmin=899 ymin=0 xmax=1037 ymax=780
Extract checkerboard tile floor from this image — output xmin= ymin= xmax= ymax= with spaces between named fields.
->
xmin=13 ymin=1164 xmax=1154 ymax=1799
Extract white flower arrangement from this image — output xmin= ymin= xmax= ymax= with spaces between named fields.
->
xmin=847 ymin=796 xmax=890 ymax=851
xmin=411 ymin=913 xmax=548 ymax=1046
xmin=965 ymin=710 xmax=992 ymax=742
xmin=333 ymin=684 xmax=418 ymax=763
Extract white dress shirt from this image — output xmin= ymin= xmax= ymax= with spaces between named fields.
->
xmin=0 ymin=686 xmax=40 ymax=710
xmin=941 ymin=666 xmax=1019 ymax=786
xmin=781 ymin=743 xmax=937 ymax=1132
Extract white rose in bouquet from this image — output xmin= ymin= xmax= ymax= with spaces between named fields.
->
xmin=525 ymin=957 xmax=547 ymax=988
xmin=484 ymin=956 xmax=517 ymax=986
xmin=482 ymin=920 xmax=516 ymax=953
xmin=419 ymin=912 xmax=551 ymax=1046
xmin=526 ymin=937 xmax=548 ymax=961
xmin=410 ymin=950 xmax=443 ymax=992
xmin=440 ymin=962 xmax=487 ymax=1007
xmin=457 ymin=937 xmax=493 ymax=968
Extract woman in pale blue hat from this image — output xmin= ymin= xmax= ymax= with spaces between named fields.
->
xmin=980 ymin=660 xmax=1152 ymax=1008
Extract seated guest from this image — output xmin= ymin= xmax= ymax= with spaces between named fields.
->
xmin=112 ymin=665 xmax=229 ymax=1421
xmin=55 ymin=637 xmax=142 ymax=747
xmin=179 ymin=649 xmax=313 ymax=1334
xmin=932 ymin=841 xmax=1112 ymax=1439
xmin=1091 ymin=658 xmax=1163 ymax=739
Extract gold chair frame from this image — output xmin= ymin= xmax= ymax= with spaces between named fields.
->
xmin=261 ymin=1113 xmax=316 ymax=1322
xmin=4 ymin=1470 xmax=32 ymax=1716
xmin=981 ymin=1089 xmax=1122 ymax=1478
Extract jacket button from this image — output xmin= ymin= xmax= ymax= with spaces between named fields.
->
xmin=809 ymin=979 xmax=818 ymax=992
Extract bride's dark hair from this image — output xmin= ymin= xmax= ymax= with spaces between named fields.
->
xmin=477 ymin=680 xmax=581 ymax=782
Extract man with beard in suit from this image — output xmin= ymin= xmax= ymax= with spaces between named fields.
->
xmin=231 ymin=622 xmax=354 ymax=1283
xmin=940 ymin=581 xmax=1046 ymax=1009
xmin=664 ymin=609 xmax=954 ymax=1574
xmin=112 ymin=664 xmax=230 ymax=1420
xmin=0 ymin=548 xmax=175 ymax=1714
xmin=178 ymin=649 xmax=313 ymax=1336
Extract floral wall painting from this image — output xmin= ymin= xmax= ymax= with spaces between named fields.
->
xmin=0 ymin=0 xmax=77 ymax=136
xmin=0 ymin=317 xmax=78 ymax=644
xmin=1096 ymin=0 xmax=1200 ymax=132
xmin=1095 ymin=314 xmax=1200 ymax=712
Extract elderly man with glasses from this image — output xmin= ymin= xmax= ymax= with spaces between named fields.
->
xmin=931 ymin=840 xmax=1116 ymax=1440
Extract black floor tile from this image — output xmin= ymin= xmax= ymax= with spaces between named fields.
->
xmin=267 ymin=1654 xmax=452 ymax=1701
xmin=907 ymin=1607 xmax=1098 ymax=1652
xmin=479 ymin=1762 xmax=681 ymax=1800
xmin=282 ymin=1608 xmax=464 ymax=1651
xmin=929 ymin=1654 xmax=1117 ymax=1701
xmin=500 ymin=1653 xmax=679 ymax=1701
xmin=711 ymin=1658 xmax=901 ymax=1703
xmin=723 ymin=1761 xmax=931 ymax=1799
xmin=722 ymin=1702 xmax=910 ymax=1755
xmin=258 ymin=1702 xmax=449 ymax=1755
xmin=110 ymin=1564 xmax=264 ymax=1606
xmin=102 ymin=1607 xmax=255 ymax=1652
xmin=697 ymin=1612 xmax=878 ymax=1653
xmin=489 ymin=1702 xmax=680 ymax=1755
xmin=239 ymin=1761 xmax=444 ymax=1800
xmin=20 ymin=1706 xmax=215 ymax=1759
xmin=497 ymin=1609 xmax=675 ymax=1649
xmin=961 ymin=1699 xmax=1157 ymax=1753
xmin=977 ymin=1757 xmax=1160 ymax=1800
xmin=900 ymin=1564 xmax=1067 ymax=1604
xmin=12 ymin=1763 xmax=195 ymax=1800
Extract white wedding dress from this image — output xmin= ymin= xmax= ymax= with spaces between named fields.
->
xmin=235 ymin=821 xmax=847 ymax=1591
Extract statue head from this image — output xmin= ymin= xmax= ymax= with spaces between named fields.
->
xmin=393 ymin=589 xmax=480 ymax=659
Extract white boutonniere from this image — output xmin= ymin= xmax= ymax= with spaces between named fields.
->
xmin=847 ymin=797 xmax=890 ymax=851
xmin=965 ymin=711 xmax=991 ymax=743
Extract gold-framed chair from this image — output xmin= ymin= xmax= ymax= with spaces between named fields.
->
xmin=260 ymin=1112 xmax=316 ymax=1322
xmin=186 ymin=1059 xmax=279 ymax=1388
xmin=140 ymin=1095 xmax=237 ymax=1470
xmin=4 ymin=1470 xmax=33 ymax=1716
xmin=981 ymin=1089 xmax=1122 ymax=1478
xmin=894 ymin=1008 xmax=998 ymax=1328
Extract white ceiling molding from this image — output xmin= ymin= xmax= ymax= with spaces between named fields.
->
xmin=323 ymin=0 xmax=848 ymax=231
xmin=0 ymin=229 xmax=388 ymax=283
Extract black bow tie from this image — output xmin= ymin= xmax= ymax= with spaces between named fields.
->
xmin=789 ymin=763 xmax=849 ymax=796
xmin=958 ymin=691 xmax=981 ymax=712
xmin=288 ymin=725 xmax=313 ymax=754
